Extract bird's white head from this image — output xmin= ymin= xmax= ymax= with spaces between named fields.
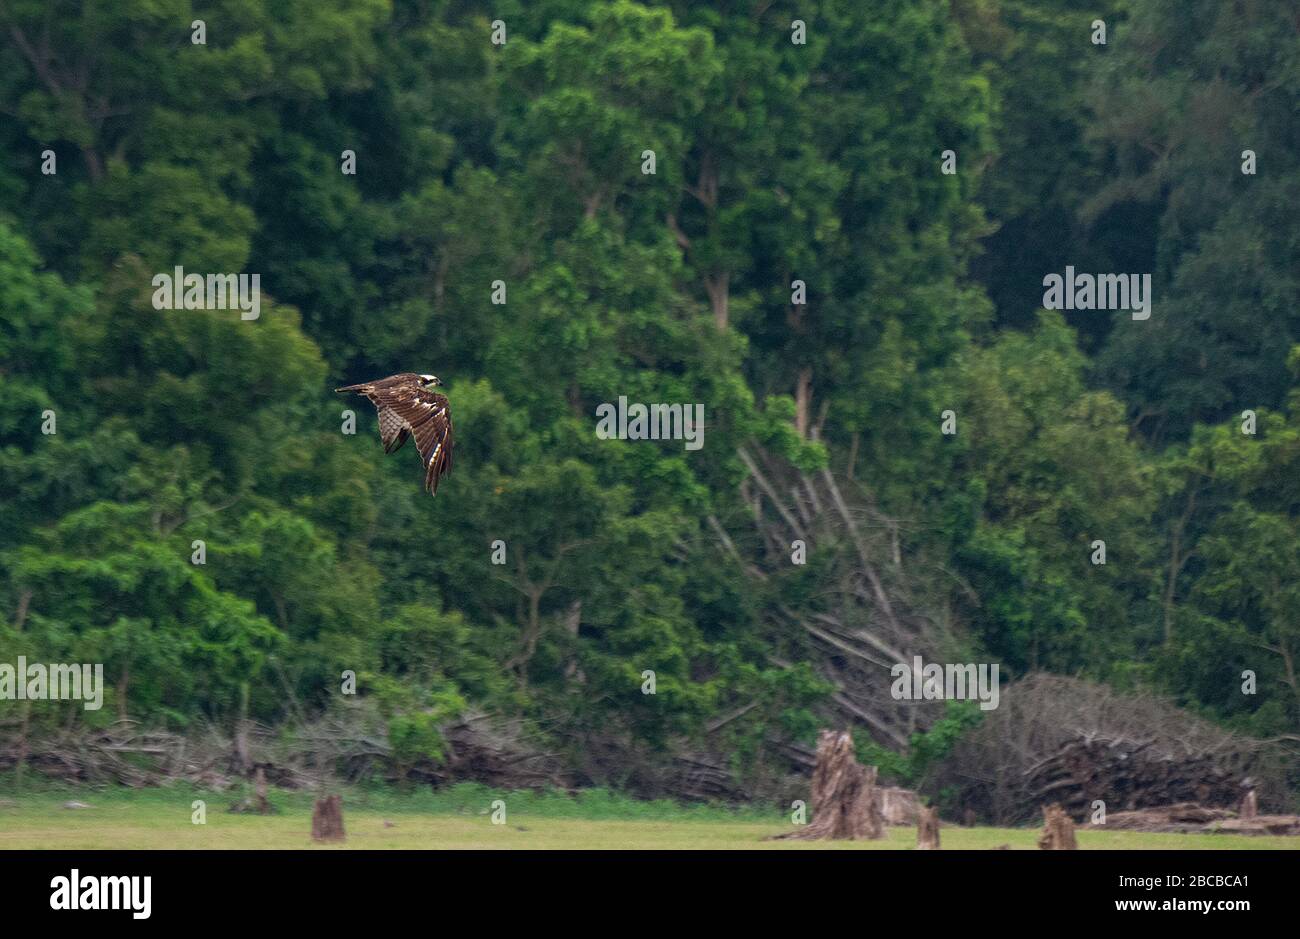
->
xmin=419 ymin=374 xmax=442 ymax=388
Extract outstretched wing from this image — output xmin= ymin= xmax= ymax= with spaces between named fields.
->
xmin=336 ymin=374 xmax=453 ymax=494
xmin=366 ymin=387 xmax=451 ymax=495
xmin=385 ymin=388 xmax=453 ymax=494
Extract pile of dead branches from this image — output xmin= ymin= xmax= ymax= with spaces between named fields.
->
xmin=1 ymin=705 xmax=564 ymax=794
xmin=712 ymin=448 xmax=953 ymax=752
xmin=930 ymin=674 xmax=1286 ymax=824
xmin=1023 ymin=735 xmax=1245 ymax=818
xmin=666 ymin=753 xmax=752 ymax=802
xmin=406 ymin=710 xmax=565 ymax=790
xmin=0 ymin=721 xmax=253 ymax=789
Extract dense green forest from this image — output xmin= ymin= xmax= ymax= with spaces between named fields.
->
xmin=0 ymin=1 xmax=1296 ymax=810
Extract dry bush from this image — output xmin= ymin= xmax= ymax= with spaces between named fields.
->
xmin=929 ymin=674 xmax=1288 ymax=824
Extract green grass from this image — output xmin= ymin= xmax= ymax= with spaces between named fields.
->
xmin=1 ymin=785 xmax=1296 ymax=850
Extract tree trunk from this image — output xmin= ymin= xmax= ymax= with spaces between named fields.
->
xmin=563 ymin=599 xmax=583 ymax=681
xmin=14 ymin=589 xmax=31 ymax=786
xmin=311 ymin=795 xmax=346 ymax=842
xmin=1163 ymin=485 xmax=1198 ymax=644
xmin=1037 ymin=804 xmax=1078 ymax=849
xmin=916 ymin=805 xmax=940 ymax=849
xmin=520 ymin=587 xmax=543 ymax=674
xmin=254 ymin=767 xmax=271 ymax=815
xmin=232 ymin=682 xmax=251 ymax=775
xmin=795 ymin=367 xmax=812 ymax=439
xmin=773 ymin=729 xmax=883 ymax=840
xmin=117 ymin=664 xmax=129 ymax=720
xmin=704 ymin=272 xmax=729 ymax=330
xmin=15 ymin=701 xmax=29 ymax=788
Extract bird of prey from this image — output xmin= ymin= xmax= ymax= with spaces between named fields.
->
xmin=336 ymin=373 xmax=453 ymax=495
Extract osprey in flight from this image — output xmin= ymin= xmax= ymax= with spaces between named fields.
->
xmin=336 ymin=373 xmax=453 ymax=495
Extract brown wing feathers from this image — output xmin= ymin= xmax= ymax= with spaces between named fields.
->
xmin=387 ymin=391 xmax=453 ymax=494
xmin=335 ymin=373 xmax=453 ymax=495
xmin=378 ymin=406 xmax=410 ymax=453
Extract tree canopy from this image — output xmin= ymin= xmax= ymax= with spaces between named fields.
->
xmin=0 ymin=0 xmax=1295 ymax=805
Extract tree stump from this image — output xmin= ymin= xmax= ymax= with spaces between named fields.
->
xmin=1240 ymin=789 xmax=1258 ymax=819
xmin=254 ymin=766 xmax=271 ymax=815
xmin=917 ymin=805 xmax=940 ymax=849
xmin=311 ymin=794 xmax=346 ymax=842
xmin=878 ymin=786 xmax=921 ymax=825
xmin=772 ymin=729 xmax=883 ymax=840
xmin=1036 ymin=803 xmax=1078 ymax=850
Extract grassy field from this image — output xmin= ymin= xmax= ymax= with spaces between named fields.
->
xmin=1 ymin=784 xmax=1296 ymax=850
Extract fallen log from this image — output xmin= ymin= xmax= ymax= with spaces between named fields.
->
xmin=1087 ymin=802 xmax=1300 ymax=836
xmin=1212 ymin=816 xmax=1300 ymax=837
xmin=1090 ymin=802 xmax=1234 ymax=831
